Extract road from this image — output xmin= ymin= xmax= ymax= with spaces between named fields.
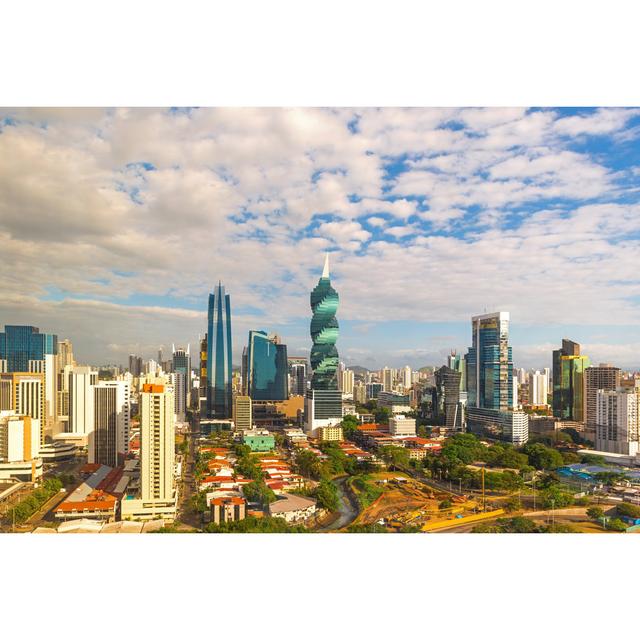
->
xmin=176 ymin=411 xmax=201 ymax=528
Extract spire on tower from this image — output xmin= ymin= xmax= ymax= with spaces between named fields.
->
xmin=322 ymin=252 xmax=330 ymax=279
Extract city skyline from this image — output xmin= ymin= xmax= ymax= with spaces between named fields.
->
xmin=2 ymin=107 xmax=640 ymax=369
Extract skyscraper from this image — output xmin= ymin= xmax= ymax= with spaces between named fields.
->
xmin=288 ymin=357 xmax=307 ymax=396
xmin=306 ymin=254 xmax=342 ymax=435
xmin=382 ymin=367 xmax=393 ymax=392
xmin=464 ymin=312 xmax=527 ymax=444
xmin=309 ymin=254 xmax=339 ymax=391
xmin=401 ymin=365 xmax=412 ymax=390
xmin=0 ymin=325 xmax=59 ymax=442
xmin=206 ymin=282 xmax=233 ymax=419
xmin=341 ymin=369 xmax=355 ymax=396
xmin=465 ymin=312 xmax=513 ymax=411
xmin=0 ymin=325 xmax=57 ymax=373
xmin=447 ymin=351 xmax=467 ymax=392
xmin=529 ymin=370 xmax=549 ymax=406
xmin=172 ymin=344 xmax=191 ymax=419
xmin=128 ymin=354 xmax=143 ymax=377
xmin=245 ymin=331 xmax=289 ymax=401
xmin=68 ymin=366 xmax=98 ymax=435
xmin=585 ymin=364 xmax=621 ymax=437
xmin=433 ymin=365 xmax=464 ymax=430
xmin=90 ymin=380 xmax=130 ymax=466
xmin=552 ymin=339 xmax=590 ymax=422
xmin=121 ymin=382 xmax=177 ymax=521
xmin=233 ymin=395 xmax=252 ymax=431
xmin=595 ymin=386 xmax=640 ymax=455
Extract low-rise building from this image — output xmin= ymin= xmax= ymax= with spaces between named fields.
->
xmin=242 ymin=430 xmax=276 ymax=452
xmin=317 ymin=425 xmax=343 ymax=442
xmin=211 ymin=496 xmax=246 ymax=525
xmin=389 ymin=415 xmax=416 ymax=437
xmin=55 ymin=464 xmax=125 ymax=522
xmin=268 ymin=492 xmax=317 ymax=523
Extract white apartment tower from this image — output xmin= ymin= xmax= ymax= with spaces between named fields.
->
xmin=341 ymin=369 xmax=355 ymax=396
xmin=68 ymin=367 xmax=98 ymax=435
xmin=529 ymin=370 xmax=549 ymax=406
xmin=140 ymin=383 xmax=175 ymax=502
xmin=596 ymin=387 xmax=640 ymax=456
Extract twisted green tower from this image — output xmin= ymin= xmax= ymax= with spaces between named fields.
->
xmin=310 ymin=253 xmax=339 ymax=390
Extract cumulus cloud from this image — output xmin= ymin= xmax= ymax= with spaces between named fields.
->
xmin=1 ymin=107 xmax=640 ymax=368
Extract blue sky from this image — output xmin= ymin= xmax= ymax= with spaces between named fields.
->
xmin=1 ymin=107 xmax=640 ymax=370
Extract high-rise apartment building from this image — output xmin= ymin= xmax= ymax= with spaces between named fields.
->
xmin=121 ymin=383 xmax=177 ymax=521
xmin=0 ymin=372 xmax=45 ymax=446
xmin=206 ymin=282 xmax=233 ymax=419
xmin=90 ymin=380 xmax=130 ymax=466
xmin=595 ymin=387 xmax=640 ymax=456
xmin=552 ymin=339 xmax=590 ymax=422
xmin=68 ymin=366 xmax=98 ymax=435
xmin=382 ymin=367 xmax=393 ymax=392
xmin=0 ymin=325 xmax=58 ymax=442
xmin=0 ymin=412 xmax=40 ymax=463
xmin=245 ymin=331 xmax=289 ymax=401
xmin=529 ymin=370 xmax=549 ymax=406
xmin=401 ymin=366 xmax=412 ymax=390
xmin=353 ymin=381 xmax=366 ymax=405
xmin=585 ymin=364 xmax=621 ymax=436
xmin=128 ymin=354 xmax=143 ymax=377
xmin=233 ymin=395 xmax=252 ymax=431
xmin=140 ymin=383 xmax=175 ymax=502
xmin=341 ymin=369 xmax=355 ymax=396
xmin=172 ymin=344 xmax=191 ymax=413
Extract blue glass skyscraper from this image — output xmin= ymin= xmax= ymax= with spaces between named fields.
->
xmin=206 ymin=282 xmax=233 ymax=419
xmin=465 ymin=312 xmax=513 ymax=411
xmin=0 ymin=325 xmax=58 ymax=371
xmin=246 ymin=330 xmax=289 ymax=401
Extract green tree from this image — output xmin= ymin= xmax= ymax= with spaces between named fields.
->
xmin=374 ymin=405 xmax=391 ymax=425
xmin=341 ymin=414 xmax=359 ymax=440
xmin=587 ymin=506 xmax=604 ymax=521
xmin=540 ymin=484 xmax=574 ymax=510
xmin=438 ymin=499 xmax=453 ymax=510
xmin=379 ymin=445 xmax=410 ymax=471
xmin=294 ymin=449 xmax=324 ymax=480
xmin=522 ymin=443 xmax=564 ymax=470
xmin=204 ymin=516 xmax=307 ymax=533
xmin=315 ymin=479 xmax=339 ymax=511
xmin=243 ymin=479 xmax=276 ymax=506
xmin=607 ymin=518 xmax=628 ymax=532
xmin=616 ymin=502 xmax=640 ymax=519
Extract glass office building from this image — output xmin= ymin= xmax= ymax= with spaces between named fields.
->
xmin=206 ymin=282 xmax=233 ymax=419
xmin=245 ymin=330 xmax=289 ymax=401
xmin=0 ymin=325 xmax=58 ymax=372
xmin=552 ymin=339 xmax=590 ymax=422
xmin=465 ymin=312 xmax=513 ymax=411
xmin=310 ymin=253 xmax=340 ymax=390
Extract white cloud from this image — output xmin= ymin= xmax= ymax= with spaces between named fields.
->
xmin=1 ymin=107 xmax=640 ymax=367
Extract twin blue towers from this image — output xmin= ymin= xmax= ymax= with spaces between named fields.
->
xmin=205 ymin=254 xmax=339 ymax=418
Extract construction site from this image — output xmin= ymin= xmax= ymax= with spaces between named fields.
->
xmin=349 ymin=471 xmax=504 ymax=532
